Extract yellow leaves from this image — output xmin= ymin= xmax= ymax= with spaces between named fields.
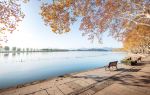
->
xmin=85 ymin=0 xmax=90 ymax=7
xmin=57 ymin=3 xmax=64 ymax=10
xmin=88 ymin=24 xmax=93 ymax=29
xmin=50 ymin=21 xmax=58 ymax=32
xmin=95 ymin=0 xmax=100 ymax=6
xmin=81 ymin=10 xmax=87 ymax=16
xmin=123 ymin=25 xmax=150 ymax=52
xmin=40 ymin=0 xmax=150 ymax=43
xmin=0 ymin=1 xmax=24 ymax=44
xmin=106 ymin=1 xmax=118 ymax=12
xmin=52 ymin=11 xmax=57 ymax=19
xmin=41 ymin=1 xmax=72 ymax=34
xmin=9 ymin=25 xmax=15 ymax=28
xmin=65 ymin=28 xmax=70 ymax=32
xmin=0 ymin=5 xmax=3 ymax=12
xmin=47 ymin=15 xmax=52 ymax=20
xmin=66 ymin=0 xmax=71 ymax=7
xmin=63 ymin=13 xmax=69 ymax=22
xmin=73 ymin=12 xmax=78 ymax=16
xmin=52 ymin=4 xmax=56 ymax=10
xmin=23 ymin=0 xmax=30 ymax=3
xmin=0 ymin=0 xmax=149 ymax=45
xmin=50 ymin=24 xmax=56 ymax=29
xmin=52 ymin=28 xmax=57 ymax=32
xmin=51 ymin=27 xmax=57 ymax=33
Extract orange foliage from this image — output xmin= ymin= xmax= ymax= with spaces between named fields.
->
xmin=123 ymin=25 xmax=150 ymax=53
xmin=0 ymin=0 xmax=24 ymax=45
xmin=0 ymin=0 xmax=150 ymax=45
xmin=40 ymin=0 xmax=150 ymax=41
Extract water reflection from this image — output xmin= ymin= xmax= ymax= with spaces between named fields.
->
xmin=17 ymin=52 xmax=20 ymax=55
xmin=12 ymin=53 xmax=16 ymax=57
xmin=4 ymin=53 xmax=9 ymax=57
xmin=0 ymin=51 xmax=127 ymax=89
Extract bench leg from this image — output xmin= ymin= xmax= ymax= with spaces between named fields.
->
xmin=104 ymin=66 xmax=107 ymax=71
xmin=116 ymin=66 xmax=118 ymax=70
xmin=109 ymin=67 xmax=111 ymax=71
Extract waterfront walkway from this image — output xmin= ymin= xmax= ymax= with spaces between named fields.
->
xmin=0 ymin=57 xmax=150 ymax=95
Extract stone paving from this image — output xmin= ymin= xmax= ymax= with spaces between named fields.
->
xmin=93 ymin=64 xmax=150 ymax=95
xmin=0 ymin=61 xmax=150 ymax=95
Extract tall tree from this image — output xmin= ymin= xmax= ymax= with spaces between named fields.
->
xmin=41 ymin=0 xmax=150 ymax=41
xmin=17 ymin=48 xmax=21 ymax=52
xmin=4 ymin=46 xmax=9 ymax=51
xmin=12 ymin=47 xmax=16 ymax=52
xmin=0 ymin=0 xmax=149 ymax=43
xmin=123 ymin=25 xmax=150 ymax=53
xmin=0 ymin=0 xmax=24 ymax=45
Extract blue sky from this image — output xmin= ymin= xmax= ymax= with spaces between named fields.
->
xmin=5 ymin=0 xmax=123 ymax=49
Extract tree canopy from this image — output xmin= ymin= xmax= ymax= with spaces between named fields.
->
xmin=41 ymin=0 xmax=150 ymax=41
xmin=0 ymin=0 xmax=25 ymax=45
xmin=0 ymin=0 xmax=150 ymax=52
xmin=123 ymin=25 xmax=150 ymax=53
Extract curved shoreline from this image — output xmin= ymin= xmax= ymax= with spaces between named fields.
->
xmin=0 ymin=66 xmax=105 ymax=93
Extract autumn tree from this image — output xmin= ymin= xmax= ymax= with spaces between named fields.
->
xmin=0 ymin=0 xmax=25 ymax=45
xmin=123 ymin=25 xmax=150 ymax=53
xmin=41 ymin=0 xmax=150 ymax=41
xmin=0 ymin=0 xmax=149 ymax=44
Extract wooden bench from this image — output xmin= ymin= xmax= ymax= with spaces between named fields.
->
xmin=131 ymin=57 xmax=142 ymax=66
xmin=104 ymin=61 xmax=118 ymax=71
xmin=137 ymin=57 xmax=142 ymax=62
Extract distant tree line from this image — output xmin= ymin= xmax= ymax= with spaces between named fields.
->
xmin=0 ymin=46 xmax=69 ymax=53
xmin=0 ymin=46 xmax=40 ymax=53
xmin=0 ymin=46 xmax=112 ymax=53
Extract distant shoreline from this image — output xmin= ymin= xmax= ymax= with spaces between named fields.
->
xmin=0 ymin=50 xmax=111 ymax=53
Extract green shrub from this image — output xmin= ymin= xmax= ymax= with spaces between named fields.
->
xmin=121 ymin=59 xmax=132 ymax=65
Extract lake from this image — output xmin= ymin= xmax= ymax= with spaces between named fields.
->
xmin=0 ymin=51 xmax=127 ymax=89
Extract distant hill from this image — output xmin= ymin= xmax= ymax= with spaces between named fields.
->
xmin=112 ymin=48 xmax=126 ymax=52
xmin=101 ymin=47 xmax=114 ymax=51
xmin=39 ymin=47 xmax=125 ymax=52
xmin=71 ymin=48 xmax=109 ymax=51
xmin=101 ymin=47 xmax=126 ymax=52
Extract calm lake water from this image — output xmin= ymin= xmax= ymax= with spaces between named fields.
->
xmin=0 ymin=51 xmax=126 ymax=89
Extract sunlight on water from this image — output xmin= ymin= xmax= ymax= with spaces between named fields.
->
xmin=0 ymin=51 xmax=127 ymax=89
